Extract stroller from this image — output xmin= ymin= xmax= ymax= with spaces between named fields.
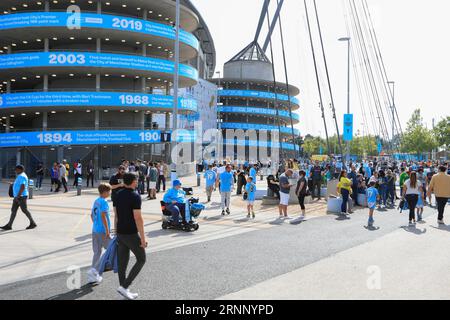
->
xmin=160 ymin=197 xmax=205 ymax=232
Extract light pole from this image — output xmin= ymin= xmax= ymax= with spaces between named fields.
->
xmin=388 ymin=81 xmax=395 ymax=150
xmin=339 ymin=37 xmax=351 ymax=163
xmin=170 ymin=0 xmax=180 ymax=180
xmin=216 ymin=71 xmax=222 ymax=131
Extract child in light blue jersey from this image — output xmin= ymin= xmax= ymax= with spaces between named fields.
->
xmin=245 ymin=177 xmax=256 ymax=219
xmin=88 ymin=183 xmax=112 ymax=284
xmin=366 ymin=181 xmax=379 ymax=228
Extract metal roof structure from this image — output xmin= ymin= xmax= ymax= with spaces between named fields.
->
xmin=226 ymin=41 xmax=271 ymax=64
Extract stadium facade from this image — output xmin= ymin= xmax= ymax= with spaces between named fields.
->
xmin=212 ymin=42 xmax=300 ymax=162
xmin=0 ymin=0 xmax=216 ymax=178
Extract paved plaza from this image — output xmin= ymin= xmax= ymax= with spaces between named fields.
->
xmin=0 ymin=177 xmax=449 ymax=300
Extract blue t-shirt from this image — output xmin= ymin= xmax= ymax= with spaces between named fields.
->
xmin=366 ymin=187 xmax=379 ymax=207
xmin=204 ymin=170 xmax=217 ymax=187
xmin=245 ymin=182 xmax=256 ymax=201
xmin=219 ymin=171 xmax=234 ymax=192
xmin=163 ymin=188 xmax=186 ymax=204
xmin=249 ymin=167 xmax=257 ymax=181
xmin=91 ymin=197 xmax=111 ymax=234
xmin=13 ymin=173 xmax=29 ymax=197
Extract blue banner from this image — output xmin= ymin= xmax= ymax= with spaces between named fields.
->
xmin=219 ymin=90 xmax=300 ymax=106
xmin=0 ymin=130 xmax=198 ymax=148
xmin=220 ymin=122 xmax=300 ymax=135
xmin=218 ymin=106 xmax=300 ymax=122
xmin=0 ymin=92 xmax=197 ymax=112
xmin=0 ymin=52 xmax=198 ymax=81
xmin=0 ymin=130 xmax=162 ymax=148
xmin=377 ymin=140 xmax=383 ymax=154
xmin=343 ymin=114 xmax=354 ymax=142
xmin=0 ymin=12 xmax=199 ymax=50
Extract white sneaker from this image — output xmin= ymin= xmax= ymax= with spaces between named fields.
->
xmin=117 ymin=286 xmax=138 ymax=300
xmin=95 ymin=274 xmax=103 ymax=284
xmin=299 ymin=215 xmax=306 ymax=220
xmin=87 ymin=268 xmax=98 ymax=284
xmin=438 ymin=220 xmax=445 ymax=225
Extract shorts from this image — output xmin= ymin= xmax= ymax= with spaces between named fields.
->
xmin=368 ymin=202 xmax=376 ymax=210
xmin=247 ymin=200 xmax=255 ymax=206
xmin=280 ymin=192 xmax=290 ymax=206
xmin=149 ymin=181 xmax=157 ymax=189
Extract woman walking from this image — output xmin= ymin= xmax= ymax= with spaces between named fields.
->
xmin=402 ymin=171 xmax=423 ymax=225
xmin=295 ymin=170 xmax=308 ymax=220
xmin=337 ymin=170 xmax=353 ymax=215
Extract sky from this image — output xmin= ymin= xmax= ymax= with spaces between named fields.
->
xmin=191 ymin=0 xmax=450 ymax=139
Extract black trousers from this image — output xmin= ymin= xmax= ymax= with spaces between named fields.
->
xmin=7 ymin=197 xmax=36 ymax=227
xmin=436 ymin=197 xmax=449 ymax=221
xmin=405 ymin=194 xmax=418 ymax=221
xmin=87 ymin=173 xmax=94 ymax=188
xmin=298 ymin=194 xmax=306 ymax=210
xmin=312 ymin=180 xmax=322 ymax=199
xmin=156 ymin=175 xmax=166 ymax=192
xmin=56 ymin=177 xmax=68 ymax=192
xmin=73 ymin=173 xmax=81 ymax=186
xmin=117 ymin=233 xmax=146 ymax=289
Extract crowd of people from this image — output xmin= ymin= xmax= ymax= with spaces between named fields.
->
xmin=1 ymin=156 xmax=449 ymax=299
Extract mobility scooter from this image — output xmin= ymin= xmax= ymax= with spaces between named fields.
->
xmin=161 ymin=197 xmax=204 ymax=232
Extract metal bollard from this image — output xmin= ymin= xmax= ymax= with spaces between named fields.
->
xmin=77 ymin=177 xmax=82 ymax=196
xmin=28 ymin=180 xmax=34 ymax=199
xmin=197 ymin=173 xmax=201 ymax=187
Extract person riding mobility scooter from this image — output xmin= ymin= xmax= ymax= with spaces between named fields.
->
xmin=161 ymin=180 xmax=204 ymax=231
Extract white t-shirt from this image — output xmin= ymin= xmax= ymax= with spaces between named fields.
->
xmin=404 ymin=179 xmax=422 ymax=195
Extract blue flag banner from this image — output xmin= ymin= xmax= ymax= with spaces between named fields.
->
xmin=343 ymin=114 xmax=354 ymax=142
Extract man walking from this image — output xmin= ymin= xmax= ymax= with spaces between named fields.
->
xmin=114 ymin=172 xmax=147 ymax=300
xmin=204 ymin=165 xmax=217 ymax=202
xmin=1 ymin=165 xmax=37 ymax=231
xmin=310 ymin=161 xmax=323 ymax=200
xmin=156 ymin=163 xmax=166 ymax=193
xmin=428 ymin=165 xmax=450 ymax=225
xmin=56 ymin=162 xmax=68 ymax=193
xmin=86 ymin=160 xmax=95 ymax=188
xmin=279 ymin=169 xmax=294 ymax=219
xmin=218 ymin=164 xmax=234 ymax=215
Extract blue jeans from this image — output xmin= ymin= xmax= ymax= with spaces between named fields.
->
xmin=379 ymin=185 xmax=387 ymax=206
xmin=341 ymin=189 xmax=350 ymax=213
xmin=36 ymin=175 xmax=43 ymax=189
xmin=167 ymin=203 xmax=186 ymax=224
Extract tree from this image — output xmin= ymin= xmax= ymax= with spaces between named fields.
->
xmin=303 ymin=136 xmax=326 ymax=156
xmin=401 ymin=109 xmax=438 ymax=155
xmin=433 ymin=116 xmax=450 ymax=150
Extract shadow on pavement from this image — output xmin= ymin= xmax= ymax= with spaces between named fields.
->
xmin=0 ymin=229 xmax=28 ymax=236
xmin=46 ymin=284 xmax=95 ymax=300
xmin=430 ymin=224 xmax=450 ymax=233
xmin=400 ymin=225 xmax=427 ymax=235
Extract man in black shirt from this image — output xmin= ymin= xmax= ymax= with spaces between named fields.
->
xmin=109 ymin=166 xmax=126 ymax=205
xmin=113 ymin=172 xmax=147 ymax=300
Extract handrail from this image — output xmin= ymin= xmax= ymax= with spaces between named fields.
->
xmin=1 ymin=49 xmax=174 ymax=62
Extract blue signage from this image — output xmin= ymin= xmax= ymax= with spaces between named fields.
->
xmin=220 ymin=122 xmax=300 ymax=135
xmin=377 ymin=140 xmax=383 ymax=154
xmin=343 ymin=114 xmax=354 ymax=142
xmin=0 ymin=130 xmax=198 ymax=148
xmin=0 ymin=92 xmax=197 ymax=112
xmin=0 ymin=12 xmax=199 ymax=50
xmin=0 ymin=52 xmax=198 ymax=81
xmin=219 ymin=90 xmax=300 ymax=106
xmin=0 ymin=130 xmax=162 ymax=148
xmin=218 ymin=106 xmax=300 ymax=122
